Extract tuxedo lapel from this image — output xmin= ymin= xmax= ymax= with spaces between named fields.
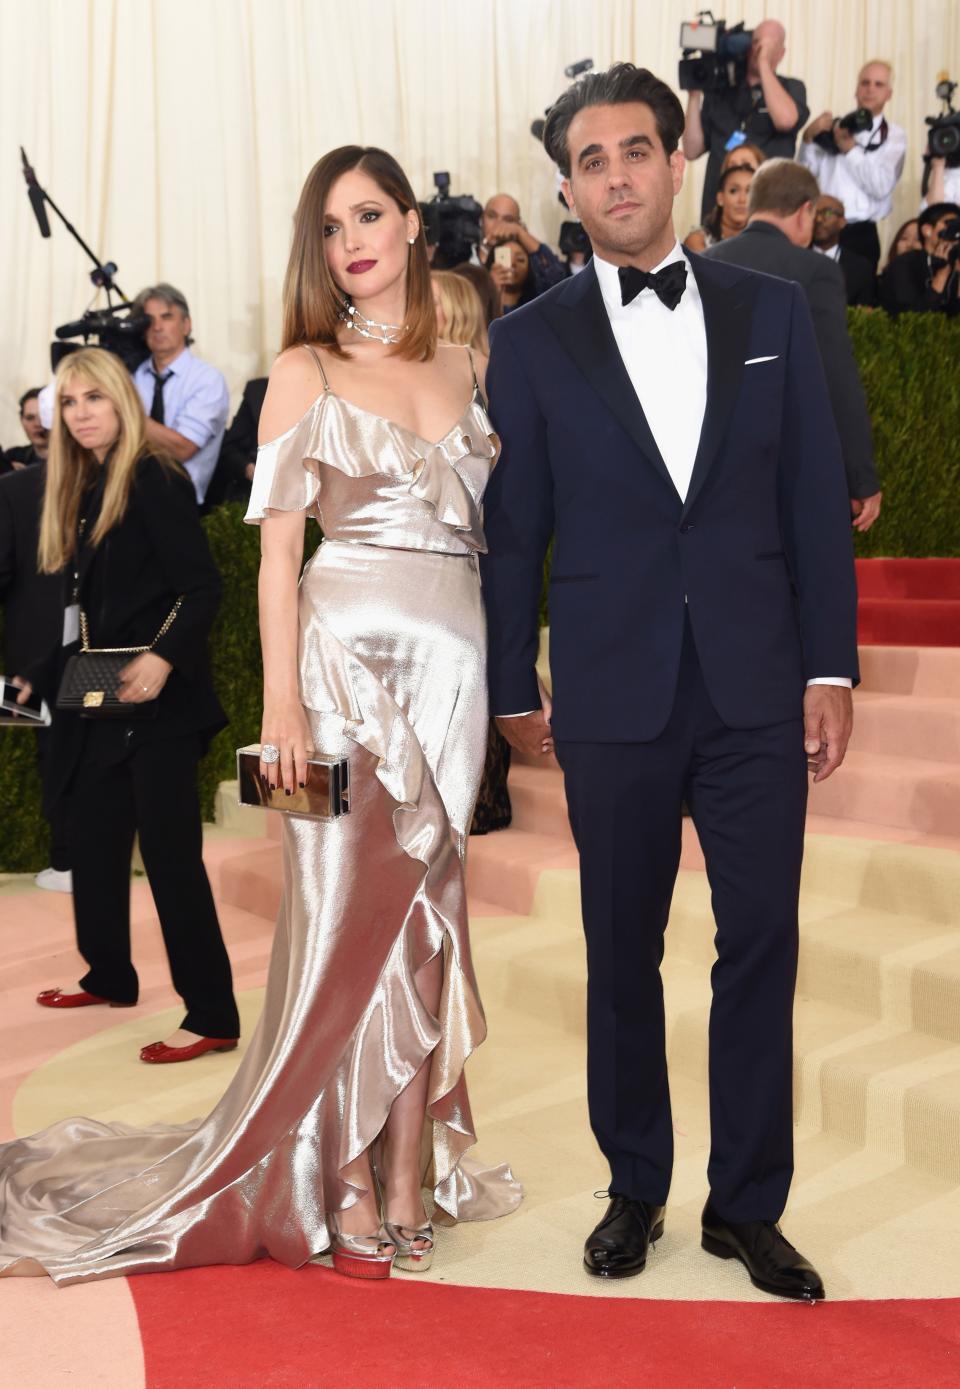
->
xmin=681 ymin=250 xmax=755 ymax=518
xmin=539 ymin=264 xmax=678 ymax=497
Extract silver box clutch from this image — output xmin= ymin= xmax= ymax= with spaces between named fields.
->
xmin=236 ymin=744 xmax=350 ymax=819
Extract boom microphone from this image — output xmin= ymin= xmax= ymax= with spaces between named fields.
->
xmin=20 ymin=148 xmax=51 ymax=238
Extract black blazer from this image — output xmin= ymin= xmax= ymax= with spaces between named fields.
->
xmin=479 ymin=251 xmax=858 ymax=742
xmin=704 ymin=221 xmax=879 ymax=500
xmin=838 ymin=246 xmax=877 ymax=307
xmin=0 ymin=463 xmax=63 ymax=675
xmin=37 ymin=455 xmax=226 ymax=804
xmin=205 ymin=378 xmax=268 ymax=507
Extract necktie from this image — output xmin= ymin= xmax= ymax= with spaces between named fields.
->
xmin=618 ymin=260 xmax=688 ymax=311
xmin=150 ymin=370 xmax=172 ymax=424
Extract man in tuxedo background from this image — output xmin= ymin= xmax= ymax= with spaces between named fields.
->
xmin=704 ymin=161 xmax=882 ymax=532
xmin=811 ymin=194 xmax=877 ymax=307
xmin=480 ymin=64 xmax=858 ymax=1301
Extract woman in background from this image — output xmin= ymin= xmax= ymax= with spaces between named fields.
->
xmin=485 ymin=236 xmax=536 ymax=313
xmin=431 ymin=270 xmax=512 ymax=836
xmin=883 ymin=217 xmax=921 ymax=269
xmin=684 ymin=159 xmax=756 ymax=253
xmin=18 ymin=347 xmax=238 ymax=1062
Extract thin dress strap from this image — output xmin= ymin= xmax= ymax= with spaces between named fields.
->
xmin=303 ymin=344 xmax=331 ymax=392
xmin=464 ymin=345 xmax=480 ymax=398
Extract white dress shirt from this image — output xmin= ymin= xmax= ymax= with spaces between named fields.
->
xmin=593 ymin=243 xmax=706 ymax=502
xmin=798 ymin=114 xmax=907 ymax=224
xmin=502 ymin=242 xmax=850 ymax=711
xmin=132 ymin=348 xmax=230 ymax=504
xmin=814 ymin=243 xmax=842 ymax=263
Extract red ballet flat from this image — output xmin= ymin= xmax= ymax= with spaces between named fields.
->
xmin=37 ymin=988 xmax=136 ymax=1009
xmin=139 ymin=1036 xmax=239 ymax=1064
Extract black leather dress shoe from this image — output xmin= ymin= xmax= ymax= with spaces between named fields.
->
xmin=583 ymin=1194 xmax=666 ymax=1279
xmin=701 ymin=1200 xmax=825 ymax=1301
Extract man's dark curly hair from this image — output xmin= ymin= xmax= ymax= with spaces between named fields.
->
xmin=542 ymin=62 xmax=685 ymax=178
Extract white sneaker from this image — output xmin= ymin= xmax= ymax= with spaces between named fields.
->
xmin=34 ymin=867 xmax=73 ymax=893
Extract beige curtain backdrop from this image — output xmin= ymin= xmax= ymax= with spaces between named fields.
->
xmin=0 ymin=0 xmax=957 ymax=442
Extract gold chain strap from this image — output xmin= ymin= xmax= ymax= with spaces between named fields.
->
xmin=79 ymin=596 xmax=184 ymax=654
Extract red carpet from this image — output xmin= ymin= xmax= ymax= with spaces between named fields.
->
xmin=856 ymin=559 xmax=960 ymax=646
xmin=130 ymin=1262 xmax=960 ymax=1389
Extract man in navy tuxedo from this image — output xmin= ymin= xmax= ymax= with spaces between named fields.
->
xmin=480 ymin=64 xmax=858 ymax=1301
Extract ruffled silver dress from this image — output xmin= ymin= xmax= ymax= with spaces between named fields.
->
xmin=0 ymin=347 xmax=521 ymax=1284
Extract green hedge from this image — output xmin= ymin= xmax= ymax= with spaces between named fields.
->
xmin=848 ymin=309 xmax=960 ymax=558
xmin=1 ymin=312 xmax=957 ymax=870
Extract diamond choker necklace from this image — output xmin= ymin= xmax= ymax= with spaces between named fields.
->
xmin=337 ymin=300 xmax=408 ymax=345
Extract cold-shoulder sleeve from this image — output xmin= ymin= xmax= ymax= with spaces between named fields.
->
xmin=243 ymin=395 xmax=327 ymax=524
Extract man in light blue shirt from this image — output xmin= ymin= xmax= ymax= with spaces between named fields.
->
xmin=131 ymin=284 xmax=229 ymax=505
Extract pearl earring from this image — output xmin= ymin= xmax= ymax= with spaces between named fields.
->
xmin=408 ymin=236 xmax=416 ymax=244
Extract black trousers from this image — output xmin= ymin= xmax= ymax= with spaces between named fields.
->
xmin=36 ymin=729 xmax=71 ymax=872
xmin=839 ymin=220 xmax=881 ymax=273
xmin=69 ymin=734 xmax=240 ymax=1039
xmin=556 ymin=618 xmax=807 ymax=1223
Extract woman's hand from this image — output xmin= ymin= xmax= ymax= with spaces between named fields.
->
xmin=117 ymin=651 xmax=173 ymax=703
xmin=11 ymin=677 xmax=33 ymax=707
xmin=260 ymin=700 xmax=316 ymax=792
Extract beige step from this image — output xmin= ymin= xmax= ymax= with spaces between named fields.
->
xmin=858 ymin=644 xmax=960 ymax=697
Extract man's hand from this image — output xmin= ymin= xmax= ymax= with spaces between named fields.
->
xmin=803 ymin=111 xmax=834 ymax=143
xmin=851 ymin=491 xmax=882 ymax=532
xmin=930 ymin=241 xmax=956 ymax=293
xmin=833 ymin=124 xmax=856 ymax=154
xmin=753 ymin=31 xmax=776 ymax=73
xmin=803 ymin=685 xmax=853 ymax=783
xmin=495 ymin=679 xmax=554 ymax=758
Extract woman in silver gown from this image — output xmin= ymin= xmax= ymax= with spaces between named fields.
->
xmin=0 ymin=146 xmax=521 ymax=1284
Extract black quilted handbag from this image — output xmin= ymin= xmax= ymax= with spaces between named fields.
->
xmin=56 ymin=598 xmax=182 ymax=718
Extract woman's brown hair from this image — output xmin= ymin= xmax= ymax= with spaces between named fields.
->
xmin=281 ymin=145 xmax=436 ymax=362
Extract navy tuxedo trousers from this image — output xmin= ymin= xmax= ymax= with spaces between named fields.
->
xmin=556 ymin=616 xmax=808 ymax=1223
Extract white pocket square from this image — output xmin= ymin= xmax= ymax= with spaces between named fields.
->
xmin=744 ymin=355 xmax=779 ymax=365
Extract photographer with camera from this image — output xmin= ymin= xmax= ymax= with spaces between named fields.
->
xmin=880 ymin=201 xmax=960 ymax=316
xmin=799 ymin=61 xmax=906 ymax=273
xmin=682 ymin=18 xmax=808 ymax=224
xmin=475 ymin=194 xmax=567 ymax=297
xmin=130 ymin=284 xmax=229 ymax=506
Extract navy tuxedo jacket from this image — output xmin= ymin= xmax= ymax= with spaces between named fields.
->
xmin=479 ymin=250 xmax=859 ymax=743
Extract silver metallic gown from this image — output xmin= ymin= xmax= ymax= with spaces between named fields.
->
xmin=0 ymin=362 xmax=521 ymax=1284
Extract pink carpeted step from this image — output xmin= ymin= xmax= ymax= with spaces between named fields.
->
xmin=217 ymin=843 xmax=281 ymax=920
xmin=858 ymin=645 xmax=960 ymax=697
xmin=858 ymin=598 xmax=960 ymax=647
xmin=852 ymin=692 xmax=960 ymax=762
xmin=808 ymin=750 xmax=960 ymax=836
xmin=855 ymin=558 xmax=960 ymax=600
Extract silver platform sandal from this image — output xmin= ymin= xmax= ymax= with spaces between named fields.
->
xmin=383 ymin=1219 xmax=435 ymax=1273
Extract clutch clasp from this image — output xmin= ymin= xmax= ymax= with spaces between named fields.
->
xmin=83 ymin=691 xmax=105 ymax=708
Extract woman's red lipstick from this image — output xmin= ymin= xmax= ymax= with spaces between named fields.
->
xmin=347 ymin=260 xmax=377 ymax=274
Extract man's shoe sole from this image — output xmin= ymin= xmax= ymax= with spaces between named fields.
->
xmin=701 ymin=1231 xmax=826 ymax=1301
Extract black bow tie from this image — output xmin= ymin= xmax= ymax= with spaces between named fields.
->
xmin=618 ymin=260 xmax=688 ymax=310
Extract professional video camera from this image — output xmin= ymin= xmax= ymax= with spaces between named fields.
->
xmin=558 ymin=221 xmax=592 ymax=260
xmin=19 ymin=149 xmax=150 ymax=373
xmin=813 ymin=106 xmax=874 ymax=156
xmin=531 ymin=59 xmax=594 ymax=143
xmin=678 ymin=13 xmax=752 ymax=93
xmin=419 ymin=173 xmax=483 ymax=269
xmin=53 ymin=299 xmax=150 ymax=374
xmin=925 ymin=74 xmax=960 ymax=164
